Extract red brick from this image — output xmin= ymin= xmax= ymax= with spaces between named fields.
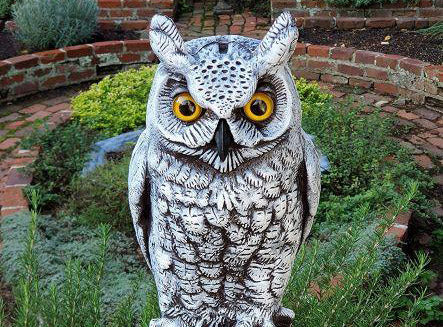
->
xmin=397 ymin=110 xmax=420 ymax=120
xmin=336 ymin=17 xmax=365 ymax=29
xmin=375 ymin=54 xmax=403 ymax=69
xmin=109 ymin=9 xmax=132 ymax=17
xmin=19 ymin=104 xmax=47 ymax=114
xmin=414 ymin=154 xmax=435 ymax=169
xmin=292 ymin=58 xmax=306 ymax=69
xmin=415 ymin=18 xmax=429 ymax=28
xmin=307 ymin=59 xmax=334 ymax=70
xmin=320 ymin=74 xmax=348 ymax=84
xmin=68 ymin=69 xmax=96 ymax=82
xmin=33 ymin=68 xmax=52 ymax=78
xmin=399 ymin=58 xmax=427 ymax=76
xmin=355 ymin=50 xmax=378 ymax=65
xmin=98 ymin=20 xmax=118 ymax=30
xmin=304 ymin=17 xmax=335 ymax=28
xmin=0 ymin=74 xmax=24 ymax=87
xmin=349 ymin=78 xmax=373 ymax=88
xmin=293 ymin=70 xmax=320 ymax=80
xmin=26 ymin=111 xmax=50 ymax=122
xmin=93 ymin=41 xmax=124 ymax=54
xmin=5 ymin=120 xmax=26 ymax=130
xmin=330 ymin=47 xmax=354 ymax=60
xmin=42 ymin=75 xmax=66 ymax=88
xmin=46 ymin=102 xmax=71 ymax=113
xmin=396 ymin=17 xmax=415 ymax=29
xmin=295 ymin=17 xmax=304 ymax=27
xmin=0 ymin=187 xmax=28 ymax=207
xmin=150 ymin=0 xmax=174 ymax=8
xmin=6 ymin=55 xmax=39 ymax=69
xmin=366 ymin=18 xmax=396 ymax=28
xmin=136 ymin=8 xmax=155 ymax=17
xmin=123 ymin=0 xmax=145 ymax=7
xmin=419 ymin=8 xmax=443 ymax=17
xmin=418 ymin=0 xmax=433 ymax=7
xmin=121 ymin=20 xmax=149 ymax=30
xmin=366 ymin=67 xmax=388 ymax=80
xmin=294 ymin=43 xmax=307 ymax=56
xmin=5 ymin=167 xmax=32 ymax=186
xmin=0 ymin=61 xmax=11 ymax=75
xmin=338 ymin=63 xmax=364 ymax=76
xmin=124 ymin=39 xmax=150 ymax=52
xmin=374 ymin=82 xmax=398 ymax=95
xmin=0 ymin=138 xmax=20 ymax=150
xmin=386 ymin=224 xmax=407 ymax=242
xmin=428 ymin=137 xmax=443 ymax=149
xmin=119 ymin=53 xmax=141 ymax=63
xmin=65 ymin=44 xmax=94 ymax=58
xmin=307 ymin=45 xmax=330 ymax=57
xmin=98 ymin=0 xmax=122 ymax=8
xmin=13 ymin=82 xmax=38 ymax=95
xmin=36 ymin=49 xmax=66 ymax=64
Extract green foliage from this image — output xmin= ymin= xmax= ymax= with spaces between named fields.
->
xmin=419 ymin=21 xmax=443 ymax=39
xmin=12 ymin=0 xmax=98 ymax=51
xmin=66 ymin=151 xmax=131 ymax=233
xmin=324 ymin=0 xmax=416 ymax=9
xmin=296 ymin=78 xmax=434 ymax=229
xmin=230 ymin=0 xmax=271 ymax=17
xmin=0 ymin=0 xmax=14 ymax=19
xmin=21 ymin=122 xmax=97 ymax=209
xmin=283 ymin=186 xmax=429 ymax=326
xmin=1 ymin=209 xmax=159 ymax=326
xmin=72 ymin=66 xmax=157 ymax=137
xmin=177 ymin=0 xmax=193 ymax=14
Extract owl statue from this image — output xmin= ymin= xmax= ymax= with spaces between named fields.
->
xmin=128 ymin=11 xmax=321 ymax=327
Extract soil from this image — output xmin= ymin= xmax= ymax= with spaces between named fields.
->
xmin=299 ymin=28 xmax=443 ymax=65
xmin=0 ymin=29 xmax=139 ymax=60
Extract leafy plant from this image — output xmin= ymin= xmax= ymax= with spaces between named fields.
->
xmin=419 ymin=21 xmax=443 ymax=39
xmin=66 ymin=151 xmax=132 ymax=233
xmin=12 ymin=0 xmax=98 ymax=51
xmin=72 ymin=66 xmax=157 ymax=137
xmin=21 ymin=122 xmax=97 ymax=209
xmin=0 ymin=0 xmax=14 ymax=19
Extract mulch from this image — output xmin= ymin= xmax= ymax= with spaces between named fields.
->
xmin=0 ymin=29 xmax=139 ymax=61
xmin=299 ymin=27 xmax=443 ymax=65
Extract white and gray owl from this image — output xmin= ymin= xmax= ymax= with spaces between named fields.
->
xmin=128 ymin=11 xmax=321 ymax=327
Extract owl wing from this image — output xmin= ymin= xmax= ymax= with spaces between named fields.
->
xmin=128 ymin=129 xmax=152 ymax=269
xmin=299 ymin=130 xmax=321 ymax=242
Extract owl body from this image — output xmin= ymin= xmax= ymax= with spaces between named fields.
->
xmin=129 ymin=12 xmax=321 ymax=327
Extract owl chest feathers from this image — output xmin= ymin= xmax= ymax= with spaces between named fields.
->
xmin=146 ymin=132 xmax=305 ymax=271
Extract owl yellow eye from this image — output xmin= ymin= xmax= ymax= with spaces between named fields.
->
xmin=243 ymin=92 xmax=274 ymax=122
xmin=172 ymin=92 xmax=202 ymax=122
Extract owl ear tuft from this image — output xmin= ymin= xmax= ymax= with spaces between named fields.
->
xmin=149 ymin=14 xmax=189 ymax=72
xmin=255 ymin=12 xmax=299 ymax=76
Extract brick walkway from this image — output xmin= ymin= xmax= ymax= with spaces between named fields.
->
xmin=0 ymin=0 xmax=441 ymax=219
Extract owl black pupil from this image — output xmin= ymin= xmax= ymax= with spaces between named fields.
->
xmin=251 ymin=99 xmax=267 ymax=116
xmin=179 ymin=100 xmax=196 ymax=116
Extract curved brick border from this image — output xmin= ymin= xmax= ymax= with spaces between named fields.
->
xmin=0 ymin=40 xmax=156 ymax=103
xmin=292 ymin=44 xmax=442 ymax=103
xmin=272 ymin=0 xmax=443 ymax=29
xmin=1 ymin=41 xmax=441 ymax=104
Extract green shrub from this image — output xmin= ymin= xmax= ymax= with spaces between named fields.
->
xmin=21 ymin=122 xmax=97 ymax=209
xmin=72 ymin=66 xmax=157 ymax=137
xmin=296 ymin=79 xmax=434 ymax=230
xmin=419 ymin=21 xmax=443 ymax=39
xmin=0 ymin=0 xmax=14 ymax=19
xmin=67 ymin=151 xmax=132 ymax=233
xmin=12 ymin=0 xmax=98 ymax=51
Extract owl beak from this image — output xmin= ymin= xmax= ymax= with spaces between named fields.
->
xmin=214 ymin=119 xmax=234 ymax=162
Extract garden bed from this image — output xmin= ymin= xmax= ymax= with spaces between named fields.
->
xmin=298 ymin=27 xmax=443 ymax=65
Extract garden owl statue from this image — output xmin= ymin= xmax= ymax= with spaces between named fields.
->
xmin=128 ymin=11 xmax=321 ymax=327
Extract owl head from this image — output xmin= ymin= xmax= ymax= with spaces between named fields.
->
xmin=147 ymin=12 xmax=301 ymax=173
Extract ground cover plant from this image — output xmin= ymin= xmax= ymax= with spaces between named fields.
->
xmin=5 ymin=68 xmax=440 ymax=326
xmin=0 ymin=0 xmax=14 ymax=18
xmin=12 ymin=0 xmax=98 ymax=51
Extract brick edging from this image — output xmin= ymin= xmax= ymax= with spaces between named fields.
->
xmin=292 ymin=43 xmax=442 ymax=104
xmin=0 ymin=40 xmax=156 ymax=103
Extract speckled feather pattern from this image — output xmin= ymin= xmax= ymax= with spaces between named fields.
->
xmin=128 ymin=12 xmax=321 ymax=327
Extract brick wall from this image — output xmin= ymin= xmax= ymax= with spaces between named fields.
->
xmin=0 ymin=40 xmax=156 ymax=103
xmin=292 ymin=43 xmax=442 ymax=103
xmin=98 ymin=0 xmax=178 ymax=30
xmin=272 ymin=0 xmax=443 ymax=28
